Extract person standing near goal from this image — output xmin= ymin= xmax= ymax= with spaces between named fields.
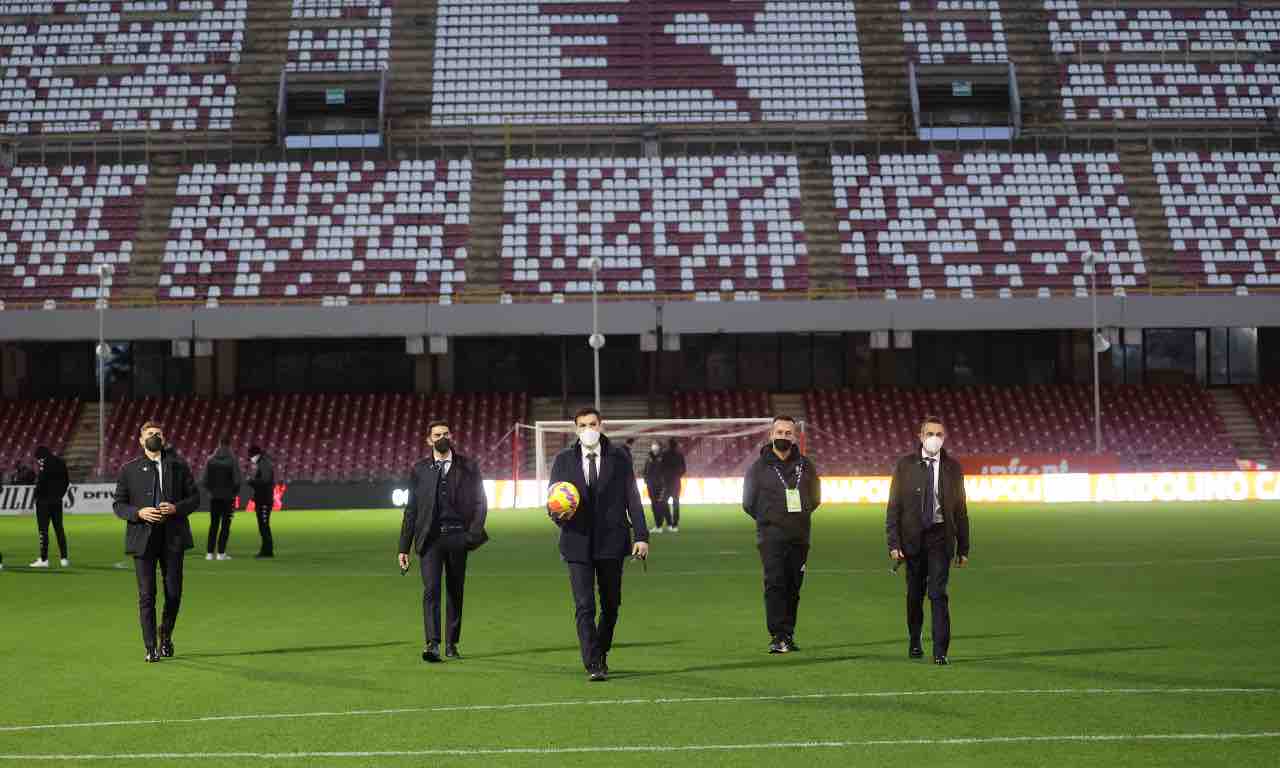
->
xmin=743 ymin=415 xmax=821 ymax=654
xmin=547 ymin=407 xmax=649 ymax=682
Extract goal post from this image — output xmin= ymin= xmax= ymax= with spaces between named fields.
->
xmin=530 ymin=417 xmax=804 ymax=497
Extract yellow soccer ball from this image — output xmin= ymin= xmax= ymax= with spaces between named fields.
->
xmin=547 ymin=481 xmax=581 ymax=520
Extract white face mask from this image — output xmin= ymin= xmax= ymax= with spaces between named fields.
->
xmin=579 ymin=428 xmax=601 ymax=448
xmin=923 ymin=436 xmax=944 ymax=456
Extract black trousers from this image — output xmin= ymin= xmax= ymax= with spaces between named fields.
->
xmin=134 ymin=548 xmax=185 ymax=651
xmin=255 ymin=496 xmax=274 ymax=555
xmin=206 ymin=498 xmax=233 ymax=554
xmin=669 ymin=489 xmax=681 ymax=526
xmin=566 ymin=558 xmax=624 ymax=669
xmin=419 ymin=530 xmax=469 ymax=645
xmin=905 ymin=524 xmax=952 ymax=658
xmin=648 ymin=488 xmax=671 ymax=528
xmin=758 ymin=528 xmax=808 ymax=639
xmin=36 ymin=500 xmax=68 ymax=561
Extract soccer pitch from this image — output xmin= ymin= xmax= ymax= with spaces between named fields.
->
xmin=2 ymin=502 xmax=1278 ymax=767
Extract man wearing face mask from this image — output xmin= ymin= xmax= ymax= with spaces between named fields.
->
xmin=247 ymin=445 xmax=276 ymax=558
xmin=112 ymin=420 xmax=200 ymax=662
xmin=642 ymin=442 xmax=670 ymax=533
xmin=398 ymin=420 xmax=489 ymax=663
xmin=547 ymin=407 xmax=649 ymax=682
xmin=886 ymin=416 xmax=970 ymax=665
xmin=30 ymin=446 xmax=71 ymax=568
xmin=743 ymin=416 xmax=821 ymax=654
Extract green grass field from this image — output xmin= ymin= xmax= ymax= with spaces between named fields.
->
xmin=1 ymin=502 xmax=1278 ymax=767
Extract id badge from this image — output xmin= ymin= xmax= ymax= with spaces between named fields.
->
xmin=785 ymin=488 xmax=803 ymax=514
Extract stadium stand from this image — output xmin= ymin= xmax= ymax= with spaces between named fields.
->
xmin=0 ymin=398 xmax=79 ymax=475
xmin=0 ymin=0 xmax=245 ymax=135
xmin=900 ymin=0 xmax=1008 ymax=65
xmin=1239 ymin=384 xmax=1280 ymax=464
xmin=1047 ymin=1 xmax=1280 ymax=121
xmin=669 ymin=390 xmax=772 ymax=476
xmin=500 ymin=155 xmax=806 ymax=301
xmin=803 ymin=384 xmax=1239 ymax=475
xmin=0 ymin=164 xmax=148 ymax=304
xmin=431 ymin=0 xmax=866 ymax=125
xmin=287 ymin=0 xmax=392 ymax=72
xmin=162 ymin=159 xmax=472 ymax=301
xmin=832 ymin=152 xmax=1144 ymax=298
xmin=1154 ymin=151 xmax=1280 ymax=293
xmin=100 ymin=392 xmax=527 ymax=482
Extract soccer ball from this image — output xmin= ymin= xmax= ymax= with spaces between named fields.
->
xmin=547 ymin=481 xmax=580 ymax=520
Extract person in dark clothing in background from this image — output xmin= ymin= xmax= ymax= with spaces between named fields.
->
xmin=663 ymin=438 xmax=687 ymax=532
xmin=201 ymin=436 xmax=243 ymax=561
xmin=247 ymin=445 xmax=276 ymax=558
xmin=742 ymin=416 xmax=821 ymax=654
xmin=30 ymin=446 xmax=71 ymax=568
xmin=642 ymin=442 xmax=671 ymax=533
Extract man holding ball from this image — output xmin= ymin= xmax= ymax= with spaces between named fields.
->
xmin=547 ymin=407 xmax=649 ymax=682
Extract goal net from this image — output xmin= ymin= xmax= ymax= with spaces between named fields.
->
xmin=531 ymin=417 xmax=803 ymax=496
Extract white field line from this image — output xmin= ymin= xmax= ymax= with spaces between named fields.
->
xmin=1 ymin=687 xmax=1275 ymax=734
xmin=663 ymin=553 xmax=1280 ymax=576
xmin=0 ymin=731 xmax=1278 ymax=760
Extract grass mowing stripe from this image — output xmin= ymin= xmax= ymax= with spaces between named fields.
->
xmin=2 ymin=687 xmax=1275 ymax=733
xmin=2 ymin=732 xmax=1279 ymax=760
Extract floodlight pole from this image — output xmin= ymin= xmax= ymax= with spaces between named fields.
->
xmin=1086 ymin=252 xmax=1103 ymax=454
xmin=588 ymin=258 xmax=604 ymax=413
xmin=95 ymin=263 xmax=114 ymax=478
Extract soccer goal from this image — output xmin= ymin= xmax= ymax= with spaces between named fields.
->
xmin=530 ymin=417 xmax=803 ymax=492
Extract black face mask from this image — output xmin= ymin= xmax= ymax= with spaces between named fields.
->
xmin=433 ymin=438 xmax=451 ymax=455
xmin=145 ymin=435 xmax=164 ymax=453
xmin=773 ymin=438 xmax=793 ymax=454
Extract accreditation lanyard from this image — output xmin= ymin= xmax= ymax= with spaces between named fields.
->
xmin=773 ymin=463 xmax=804 ymax=514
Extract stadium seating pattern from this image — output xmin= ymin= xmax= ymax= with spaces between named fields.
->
xmin=501 ymin=155 xmax=806 ymax=301
xmin=0 ymin=164 xmax=148 ymax=304
xmin=1239 ymin=384 xmax=1280 ymax=464
xmin=901 ymin=0 xmax=1008 ymax=65
xmin=669 ymin=390 xmax=771 ymax=477
xmin=804 ymin=385 xmax=1238 ymax=475
xmin=0 ymin=398 xmax=79 ymax=475
xmin=0 ymin=0 xmax=244 ymax=134
xmin=162 ymin=160 xmax=472 ymax=301
xmin=101 ymin=392 xmax=527 ymax=482
xmin=833 ymin=152 xmax=1145 ymax=298
xmin=287 ymin=0 xmax=391 ymax=72
xmin=1047 ymin=2 xmax=1280 ymax=120
xmin=1154 ymin=151 xmax=1280 ymax=292
xmin=432 ymin=0 xmax=866 ymax=125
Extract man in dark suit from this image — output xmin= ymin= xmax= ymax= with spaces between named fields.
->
xmin=743 ymin=416 xmax=821 ymax=654
xmin=247 ymin=445 xmax=276 ymax=558
xmin=200 ymin=436 xmax=242 ymax=561
xmin=642 ymin=442 xmax=670 ymax=533
xmin=547 ymin=407 xmax=649 ymax=682
xmin=663 ymin=438 xmax=686 ymax=531
xmin=31 ymin=446 xmax=71 ymax=568
xmin=886 ymin=415 xmax=970 ymax=665
xmin=112 ymin=420 xmax=200 ymax=663
xmin=398 ymin=419 xmax=489 ymax=663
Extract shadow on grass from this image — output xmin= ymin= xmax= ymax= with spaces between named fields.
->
xmin=462 ymin=640 xmax=685 ymax=660
xmin=181 ymin=640 xmax=405 ymax=659
xmin=612 ymin=653 xmax=865 ymax=679
xmin=954 ymin=644 xmax=1168 ymax=663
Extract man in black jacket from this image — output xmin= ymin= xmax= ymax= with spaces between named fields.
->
xmin=201 ymin=436 xmax=243 ymax=561
xmin=642 ymin=442 xmax=670 ymax=533
xmin=112 ymin=420 xmax=200 ymax=663
xmin=663 ymin=438 xmax=686 ymax=531
xmin=886 ymin=415 xmax=970 ymax=665
xmin=31 ymin=446 xmax=71 ymax=568
xmin=743 ymin=416 xmax=821 ymax=654
xmin=547 ymin=407 xmax=649 ymax=682
xmin=247 ymin=445 xmax=276 ymax=558
xmin=398 ymin=419 xmax=489 ymax=663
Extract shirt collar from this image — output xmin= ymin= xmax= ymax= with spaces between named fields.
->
xmin=921 ymin=448 xmax=940 ymax=462
xmin=434 ymin=452 xmax=453 ymax=464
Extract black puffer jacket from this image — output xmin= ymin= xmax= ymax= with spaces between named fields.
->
xmin=742 ymin=443 xmax=821 ymax=538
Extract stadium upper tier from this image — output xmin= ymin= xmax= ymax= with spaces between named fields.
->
xmin=900 ymin=0 xmax=1008 ymax=65
xmin=5 ymin=148 xmax=1280 ymax=306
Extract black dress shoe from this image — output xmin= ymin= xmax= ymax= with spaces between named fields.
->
xmin=909 ymin=645 xmax=924 ymax=659
xmin=768 ymin=636 xmax=790 ymax=654
xmin=785 ymin=635 xmax=800 ymax=651
xmin=422 ymin=643 xmax=442 ymax=663
xmin=254 ymin=552 xmax=274 ymax=559
xmin=445 ymin=644 xmax=460 ymax=659
xmin=934 ymin=656 xmax=949 ymax=665
xmin=158 ymin=630 xmax=174 ymax=658
xmin=144 ymin=650 xmax=160 ymax=663
xmin=588 ymin=664 xmax=607 ymax=682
